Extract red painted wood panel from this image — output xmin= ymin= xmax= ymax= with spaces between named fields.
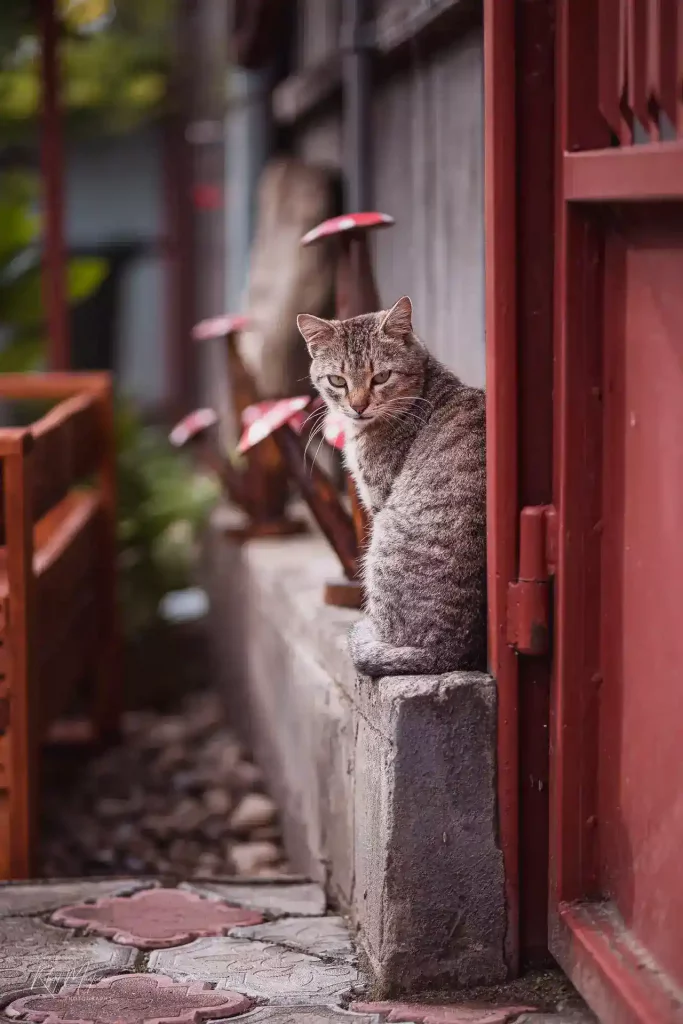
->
xmin=600 ymin=216 xmax=683 ymax=990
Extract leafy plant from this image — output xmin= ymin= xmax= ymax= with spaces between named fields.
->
xmin=0 ymin=0 xmax=175 ymax=136
xmin=115 ymin=399 xmax=220 ymax=637
xmin=0 ymin=169 xmax=108 ymax=372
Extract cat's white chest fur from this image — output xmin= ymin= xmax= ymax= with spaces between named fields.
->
xmin=343 ymin=439 xmax=373 ymax=510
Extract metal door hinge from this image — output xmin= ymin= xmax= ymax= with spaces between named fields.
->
xmin=507 ymin=504 xmax=556 ymax=656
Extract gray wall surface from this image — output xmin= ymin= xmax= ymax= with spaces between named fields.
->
xmin=371 ymin=31 xmax=485 ymax=387
xmin=289 ymin=27 xmax=485 ymax=387
xmin=65 ymin=124 xmax=165 ymax=408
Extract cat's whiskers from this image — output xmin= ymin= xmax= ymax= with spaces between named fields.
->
xmin=302 ymin=418 xmax=325 ymax=462
xmin=376 ymin=409 xmax=421 ymax=433
xmin=376 ymin=398 xmax=429 ymax=428
xmin=309 ymin=432 xmax=327 ymax=475
xmin=384 ymin=393 xmax=431 ymax=409
xmin=300 ymin=403 xmax=328 ymax=429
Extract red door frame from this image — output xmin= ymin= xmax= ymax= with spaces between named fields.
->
xmin=484 ymin=0 xmax=556 ymax=973
xmin=484 ymin=0 xmax=520 ymax=974
xmin=550 ymin=2 xmax=683 ymax=1022
xmin=487 ymin=1 xmax=683 ymax=1007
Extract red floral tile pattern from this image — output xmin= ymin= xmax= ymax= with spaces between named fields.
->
xmin=51 ymin=887 xmax=263 ymax=950
xmin=5 ymin=973 xmax=252 ymax=1024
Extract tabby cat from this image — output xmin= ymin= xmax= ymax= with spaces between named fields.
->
xmin=297 ymin=296 xmax=486 ymax=677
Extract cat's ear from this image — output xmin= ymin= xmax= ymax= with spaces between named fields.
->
xmin=297 ymin=313 xmax=337 ymax=356
xmin=380 ymin=296 xmax=413 ymax=340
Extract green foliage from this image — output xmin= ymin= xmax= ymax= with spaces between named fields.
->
xmin=115 ymin=399 xmax=220 ymax=636
xmin=0 ymin=167 xmax=219 ymax=637
xmin=0 ymin=169 xmax=108 ymax=373
xmin=0 ymin=0 xmax=175 ymax=135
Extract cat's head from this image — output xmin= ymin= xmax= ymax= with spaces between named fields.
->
xmin=297 ymin=296 xmax=427 ymax=430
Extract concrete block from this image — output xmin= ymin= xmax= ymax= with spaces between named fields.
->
xmin=355 ymin=673 xmax=506 ymax=992
xmin=200 ymin=517 xmax=507 ymax=996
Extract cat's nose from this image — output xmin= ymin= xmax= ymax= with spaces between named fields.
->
xmin=350 ymin=399 xmax=369 ymax=416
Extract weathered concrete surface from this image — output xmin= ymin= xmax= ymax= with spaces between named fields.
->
xmin=200 ymin=518 xmax=506 ymax=994
xmin=229 ymin=915 xmax=355 ymax=961
xmin=234 ymin=1011 xmax=382 ymax=1023
xmin=149 ymin=936 xmax=361 ymax=1004
xmin=0 ymin=917 xmax=136 ymax=999
xmin=181 ymin=881 xmax=326 ymax=918
xmin=0 ymin=879 xmax=157 ymax=919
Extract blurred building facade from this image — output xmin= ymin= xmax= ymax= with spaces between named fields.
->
xmin=184 ymin=0 xmax=485 ymax=416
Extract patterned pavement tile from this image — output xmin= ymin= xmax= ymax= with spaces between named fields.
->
xmin=0 ymin=917 xmax=136 ymax=998
xmin=4 ymin=972 xmax=252 ymax=1023
xmin=236 ymin=1008 xmax=384 ymax=1023
xmin=351 ymin=1004 xmax=535 ymax=1023
xmin=0 ymin=880 xmax=158 ymax=919
xmin=149 ymin=936 xmax=360 ymax=1005
xmin=180 ymin=882 xmax=326 ymax=918
xmin=515 ymin=1016 xmax=597 ymax=1023
xmin=230 ymin=916 xmax=354 ymax=961
xmin=51 ymin=887 xmax=263 ymax=949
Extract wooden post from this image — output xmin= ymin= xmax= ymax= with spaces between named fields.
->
xmin=39 ymin=0 xmax=69 ymax=371
xmin=91 ymin=379 xmax=122 ymax=742
xmin=3 ymin=435 xmax=38 ymax=879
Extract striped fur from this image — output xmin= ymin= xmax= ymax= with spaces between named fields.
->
xmin=298 ymin=297 xmax=486 ymax=677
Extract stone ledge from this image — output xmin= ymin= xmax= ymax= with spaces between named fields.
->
xmin=200 ymin=516 xmax=506 ymax=995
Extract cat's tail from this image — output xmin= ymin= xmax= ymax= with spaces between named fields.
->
xmin=349 ymin=620 xmax=446 ymax=677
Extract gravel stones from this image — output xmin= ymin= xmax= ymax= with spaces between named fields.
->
xmin=229 ymin=794 xmax=277 ymax=833
xmin=40 ymin=691 xmax=289 ymax=879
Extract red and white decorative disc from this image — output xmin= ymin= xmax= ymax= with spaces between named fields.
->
xmin=237 ymin=396 xmax=313 ymax=453
xmin=301 ymin=212 xmax=394 ymax=246
xmin=192 ymin=314 xmax=249 ymax=342
xmin=169 ymin=409 xmax=218 ymax=447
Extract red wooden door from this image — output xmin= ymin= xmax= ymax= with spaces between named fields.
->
xmin=550 ymin=3 xmax=683 ymax=1021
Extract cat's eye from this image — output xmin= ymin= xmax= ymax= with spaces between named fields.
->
xmin=327 ymin=374 xmax=346 ymax=388
xmin=372 ymin=370 xmax=391 ymax=385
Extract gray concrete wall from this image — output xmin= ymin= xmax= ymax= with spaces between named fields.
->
xmin=200 ymin=515 xmax=506 ymax=995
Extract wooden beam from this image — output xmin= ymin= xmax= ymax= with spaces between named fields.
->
xmin=564 ymin=143 xmax=683 ymax=202
xmin=272 ymin=54 xmax=342 ymax=127
xmin=271 ymin=0 xmax=481 ymax=129
xmin=374 ymin=0 xmax=480 ymax=55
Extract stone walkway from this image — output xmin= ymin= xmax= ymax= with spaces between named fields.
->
xmin=0 ymin=878 xmax=594 ymax=1024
